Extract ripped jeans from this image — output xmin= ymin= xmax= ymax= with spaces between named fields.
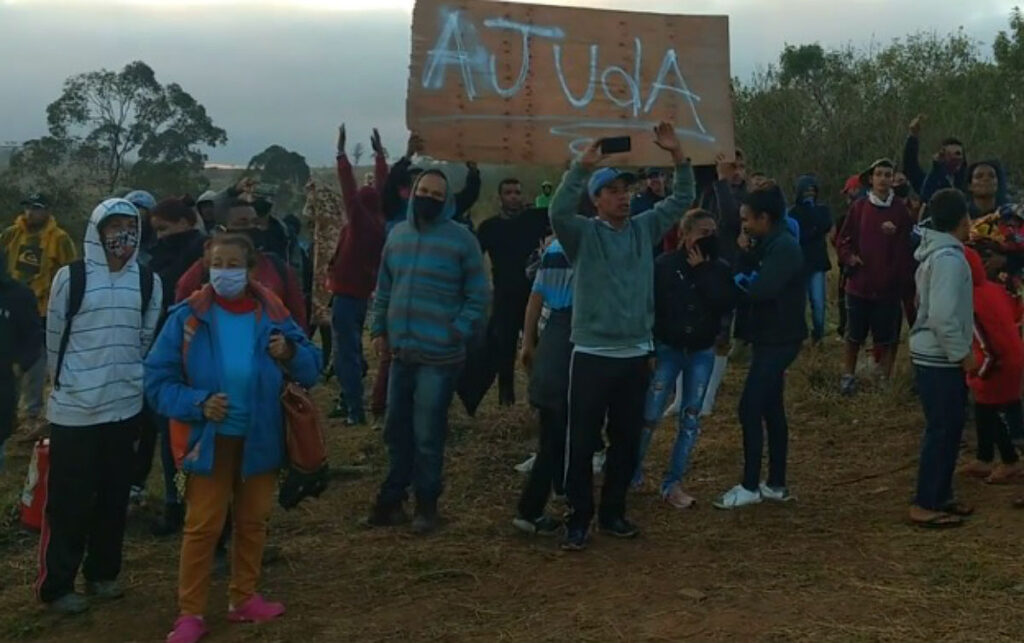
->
xmin=634 ymin=344 xmax=715 ymax=493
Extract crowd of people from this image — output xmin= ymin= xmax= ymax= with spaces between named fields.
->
xmin=1 ymin=112 xmax=1022 ymax=641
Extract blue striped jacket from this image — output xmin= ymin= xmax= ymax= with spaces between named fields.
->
xmin=370 ymin=175 xmax=490 ymax=365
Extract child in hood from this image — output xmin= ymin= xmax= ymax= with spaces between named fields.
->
xmin=959 ymin=239 xmax=1024 ymax=484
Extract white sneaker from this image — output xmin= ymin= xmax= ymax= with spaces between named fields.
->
xmin=592 ymin=451 xmax=606 ymax=474
xmin=712 ymin=485 xmax=762 ymax=510
xmin=514 ymin=453 xmax=536 ymax=474
xmin=759 ymin=483 xmax=795 ymax=503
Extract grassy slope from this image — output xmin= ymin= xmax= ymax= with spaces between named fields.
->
xmin=1 ymin=326 xmax=1022 ymax=642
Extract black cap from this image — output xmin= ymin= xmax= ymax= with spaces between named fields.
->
xmin=20 ymin=192 xmax=48 ymax=209
xmin=643 ymin=168 xmax=666 ymax=178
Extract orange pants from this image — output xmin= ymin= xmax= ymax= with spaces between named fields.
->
xmin=178 ymin=435 xmax=277 ymax=616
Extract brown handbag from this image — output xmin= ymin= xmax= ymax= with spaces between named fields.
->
xmin=280 ymin=381 xmax=328 ymax=474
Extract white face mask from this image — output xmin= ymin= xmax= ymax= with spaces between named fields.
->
xmin=209 ymin=267 xmax=248 ymax=298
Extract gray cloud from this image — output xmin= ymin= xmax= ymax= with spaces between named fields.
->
xmin=0 ymin=0 xmax=1017 ymax=166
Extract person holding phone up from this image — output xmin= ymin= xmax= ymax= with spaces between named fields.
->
xmin=548 ymin=122 xmax=695 ymax=552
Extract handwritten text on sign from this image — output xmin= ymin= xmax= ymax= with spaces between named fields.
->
xmin=407 ymin=0 xmax=733 ymax=166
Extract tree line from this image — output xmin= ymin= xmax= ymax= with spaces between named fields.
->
xmin=1 ymin=8 xmax=1022 ymax=234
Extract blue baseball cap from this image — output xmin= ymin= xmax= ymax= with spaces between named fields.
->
xmin=588 ymin=168 xmax=637 ymax=198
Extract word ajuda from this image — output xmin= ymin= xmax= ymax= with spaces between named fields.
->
xmin=419 ymin=9 xmax=716 ymax=150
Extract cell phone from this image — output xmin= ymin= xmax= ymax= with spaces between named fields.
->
xmin=600 ymin=136 xmax=631 ymax=155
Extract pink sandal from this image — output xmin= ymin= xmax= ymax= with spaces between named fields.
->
xmin=167 ymin=615 xmax=208 ymax=643
xmin=227 ymin=594 xmax=286 ymax=623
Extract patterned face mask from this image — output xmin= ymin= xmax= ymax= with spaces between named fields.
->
xmin=102 ymin=227 xmax=138 ymax=260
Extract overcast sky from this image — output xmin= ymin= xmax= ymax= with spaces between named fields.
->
xmin=0 ymin=0 xmax=1017 ymax=166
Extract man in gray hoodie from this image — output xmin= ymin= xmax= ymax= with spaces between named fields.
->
xmin=908 ymin=188 xmax=974 ymax=528
xmin=548 ymin=122 xmax=695 ymax=551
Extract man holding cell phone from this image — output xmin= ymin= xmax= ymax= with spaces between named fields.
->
xmin=548 ymin=122 xmax=695 ymax=552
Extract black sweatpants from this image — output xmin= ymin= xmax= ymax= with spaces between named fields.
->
xmin=517 ymin=405 xmax=567 ymax=520
xmin=491 ymin=289 xmax=529 ymax=403
xmin=37 ymin=415 xmax=140 ymax=603
xmin=564 ymin=352 xmax=649 ymax=531
xmin=976 ymin=402 xmax=1021 ymax=464
xmin=130 ymin=404 xmax=159 ymax=490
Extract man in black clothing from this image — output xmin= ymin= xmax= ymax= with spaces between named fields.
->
xmin=701 ymin=151 xmax=748 ymax=266
xmin=476 ymin=178 xmax=549 ymax=406
xmin=788 ymin=175 xmax=833 ymax=343
xmin=382 ymin=134 xmax=481 ymax=229
xmin=0 ymin=248 xmax=42 ymax=470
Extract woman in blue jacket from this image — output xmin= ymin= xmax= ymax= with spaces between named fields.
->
xmin=145 ymin=233 xmax=320 ymax=643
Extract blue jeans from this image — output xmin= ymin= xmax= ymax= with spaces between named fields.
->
xmin=635 ymin=345 xmax=715 ymax=492
xmin=377 ymin=359 xmax=460 ymax=508
xmin=332 ymin=296 xmax=368 ymax=418
xmin=807 ymin=271 xmax=827 ymax=341
xmin=914 ymin=365 xmax=967 ymax=511
xmin=739 ymin=342 xmax=802 ymax=491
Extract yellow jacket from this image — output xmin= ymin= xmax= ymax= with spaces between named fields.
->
xmin=0 ymin=215 xmax=77 ymax=316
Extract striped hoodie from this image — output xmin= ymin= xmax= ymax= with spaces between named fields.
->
xmin=370 ymin=171 xmax=490 ymax=365
xmin=45 ymin=199 xmax=163 ymax=427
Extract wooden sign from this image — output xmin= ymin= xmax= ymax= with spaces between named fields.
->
xmin=406 ymin=0 xmax=734 ymax=166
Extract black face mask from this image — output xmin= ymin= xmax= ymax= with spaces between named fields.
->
xmin=695 ymin=234 xmax=720 ymax=260
xmin=894 ymin=184 xmax=911 ymax=199
xmin=413 ymin=196 xmax=445 ymax=222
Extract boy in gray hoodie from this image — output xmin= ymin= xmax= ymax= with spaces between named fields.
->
xmin=908 ymin=188 xmax=974 ymax=528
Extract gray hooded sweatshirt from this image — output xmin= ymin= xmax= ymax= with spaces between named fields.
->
xmin=909 ymin=228 xmax=972 ymax=368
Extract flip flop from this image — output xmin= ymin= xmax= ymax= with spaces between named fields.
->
xmin=911 ymin=513 xmax=964 ymax=529
xmin=942 ymin=502 xmax=975 ymax=517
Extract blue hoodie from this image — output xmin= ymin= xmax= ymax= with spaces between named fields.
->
xmin=370 ymin=170 xmax=491 ymax=365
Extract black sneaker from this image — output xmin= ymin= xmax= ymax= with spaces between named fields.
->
xmin=599 ymin=517 xmax=640 ymax=539
xmin=560 ymin=527 xmax=589 ymax=551
xmin=512 ymin=514 xmax=562 ymax=536
xmin=364 ymin=504 xmax=409 ymax=528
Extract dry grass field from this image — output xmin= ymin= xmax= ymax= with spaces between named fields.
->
xmin=1 ymin=335 xmax=1022 ymax=643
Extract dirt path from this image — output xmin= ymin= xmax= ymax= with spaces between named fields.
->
xmin=2 ymin=343 xmax=1023 ymax=643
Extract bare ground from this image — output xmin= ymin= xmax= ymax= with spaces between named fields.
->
xmin=1 ymin=340 xmax=1023 ymax=643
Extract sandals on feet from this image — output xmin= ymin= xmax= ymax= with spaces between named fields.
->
xmin=941 ymin=502 xmax=975 ymax=517
xmin=911 ymin=513 xmax=964 ymax=529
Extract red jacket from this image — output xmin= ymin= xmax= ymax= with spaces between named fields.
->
xmin=174 ymin=254 xmax=308 ymax=332
xmin=329 ymin=153 xmax=387 ymax=299
xmin=965 ymin=247 xmax=1024 ymax=404
xmin=836 ymin=196 xmax=915 ymax=300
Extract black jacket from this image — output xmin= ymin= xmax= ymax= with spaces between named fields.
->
xmin=699 ymin=180 xmax=746 ymax=267
xmin=734 ymin=227 xmax=807 ymax=346
xmin=789 ymin=202 xmax=833 ymax=273
xmin=653 ymin=249 xmax=737 ymax=351
xmin=0 ymin=273 xmax=42 ymax=439
xmin=147 ymin=229 xmax=206 ymax=317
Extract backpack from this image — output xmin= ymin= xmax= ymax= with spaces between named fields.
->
xmin=53 ymin=259 xmax=154 ymax=391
